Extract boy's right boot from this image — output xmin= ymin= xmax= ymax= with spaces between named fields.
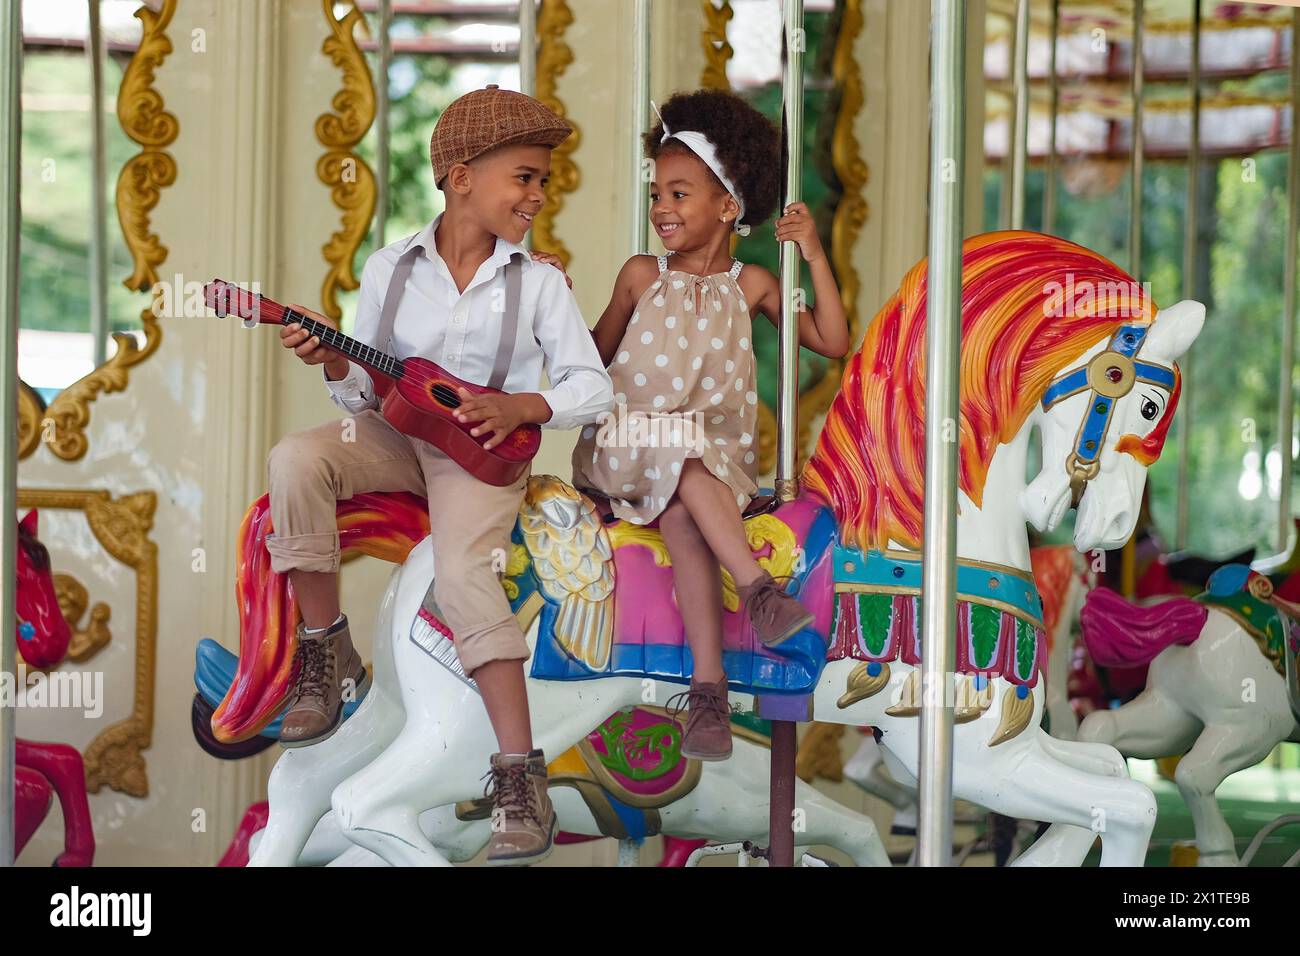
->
xmin=278 ymin=614 xmax=368 ymax=748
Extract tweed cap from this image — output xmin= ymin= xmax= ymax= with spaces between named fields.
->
xmin=429 ymin=85 xmax=572 ymax=185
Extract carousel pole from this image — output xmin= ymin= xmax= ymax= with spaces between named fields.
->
xmin=518 ymin=0 xmax=536 ymax=97
xmin=1010 ymin=0 xmax=1029 ymax=230
xmin=86 ymin=0 xmax=107 ymax=367
xmin=1121 ymin=0 xmax=1145 ymax=598
xmin=0 ymin=0 xmax=21 ymax=868
xmin=917 ymin=0 xmax=965 ymax=869
xmin=1279 ymin=7 xmax=1300 ymax=553
xmin=1175 ymin=0 xmax=1200 ymax=552
xmin=768 ymin=0 xmax=804 ymax=870
xmin=630 ymin=0 xmax=652 ymax=257
xmin=518 ymin=0 xmax=534 ymax=250
xmin=1043 ymin=0 xmax=1059 ymax=234
xmin=1129 ymin=0 xmax=1145 ymax=278
xmin=374 ymin=0 xmax=392 ymax=248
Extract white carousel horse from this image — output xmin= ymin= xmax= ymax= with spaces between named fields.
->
xmin=243 ymin=567 xmax=888 ymax=867
xmin=1076 ymin=567 xmax=1300 ymax=866
xmin=246 ymin=232 xmax=1204 ymax=867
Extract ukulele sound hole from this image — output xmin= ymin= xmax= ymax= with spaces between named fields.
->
xmin=430 ymin=383 xmax=461 ymax=408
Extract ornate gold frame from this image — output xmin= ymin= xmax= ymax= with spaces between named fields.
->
xmin=700 ymin=0 xmax=734 ymax=90
xmin=702 ymin=0 xmax=867 ymax=471
xmin=19 ymin=0 xmax=178 ymax=462
xmin=317 ymin=0 xmax=377 ymax=320
xmin=15 ymin=489 xmax=158 ymax=798
xmin=53 ymin=572 xmax=114 ymax=663
xmin=532 ymin=0 xmax=580 ymax=267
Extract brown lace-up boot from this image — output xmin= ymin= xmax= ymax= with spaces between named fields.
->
xmin=668 ymin=676 xmax=733 ymax=761
xmin=738 ymin=571 xmax=815 ymax=646
xmin=484 ymin=750 xmax=557 ymax=866
xmin=278 ymin=615 xmax=368 ymax=748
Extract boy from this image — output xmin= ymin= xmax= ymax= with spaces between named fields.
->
xmin=268 ymin=86 xmax=613 ymax=865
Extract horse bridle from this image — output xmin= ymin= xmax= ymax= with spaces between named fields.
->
xmin=1040 ymin=324 xmax=1176 ymax=506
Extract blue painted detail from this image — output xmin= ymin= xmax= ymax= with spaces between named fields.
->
xmin=18 ymin=620 xmax=35 ymax=640
xmin=1015 ymin=683 xmax=1029 ymax=700
xmin=506 ymin=523 xmax=539 ymax=615
xmin=1040 ymin=367 xmax=1088 ymax=408
xmin=973 ymin=673 xmax=987 ymax=691
xmin=866 ymin=661 xmax=882 ymax=677
xmin=1206 ymin=563 xmax=1251 ymax=598
xmin=1039 ymin=324 xmax=1177 ymax=468
xmin=603 ymin=791 xmax=649 ymax=841
xmin=832 ymin=544 xmax=1044 ymax=628
xmin=194 ymin=638 xmax=364 ymax=739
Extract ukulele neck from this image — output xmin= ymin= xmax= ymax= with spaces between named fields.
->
xmin=281 ymin=306 xmax=405 ymax=381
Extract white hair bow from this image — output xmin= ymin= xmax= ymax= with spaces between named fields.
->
xmin=650 ymin=101 xmax=751 ymax=237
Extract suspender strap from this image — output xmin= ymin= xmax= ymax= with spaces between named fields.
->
xmin=376 ymin=242 xmax=523 ymax=392
xmin=487 ymin=253 xmax=523 ymax=392
xmin=376 ymin=240 xmax=425 ymax=354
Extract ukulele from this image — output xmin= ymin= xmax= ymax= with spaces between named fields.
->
xmin=205 ymin=279 xmax=541 ymax=486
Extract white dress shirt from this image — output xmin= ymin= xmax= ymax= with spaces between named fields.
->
xmin=325 ymin=215 xmax=613 ymax=431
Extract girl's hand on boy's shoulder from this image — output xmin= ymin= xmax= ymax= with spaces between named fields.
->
xmin=531 ymin=251 xmax=572 ymax=288
xmin=774 ymin=202 xmax=825 ymax=264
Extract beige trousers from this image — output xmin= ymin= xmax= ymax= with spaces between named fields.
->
xmin=265 ymin=409 xmax=530 ymax=675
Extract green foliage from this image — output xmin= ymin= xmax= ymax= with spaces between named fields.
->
xmin=730 ymin=10 xmax=835 ymax=414
xmin=20 ymin=51 xmax=140 ymax=339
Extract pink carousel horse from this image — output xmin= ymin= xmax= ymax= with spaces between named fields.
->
xmin=12 ymin=510 xmax=95 ymax=867
xmin=211 ymin=231 xmax=1204 ymax=867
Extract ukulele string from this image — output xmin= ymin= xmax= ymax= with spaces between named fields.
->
xmin=221 ymin=285 xmax=468 ymax=410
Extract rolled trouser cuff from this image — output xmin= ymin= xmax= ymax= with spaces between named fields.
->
xmin=456 ymin=614 xmax=531 ymax=676
xmin=266 ymin=530 xmax=342 ymax=574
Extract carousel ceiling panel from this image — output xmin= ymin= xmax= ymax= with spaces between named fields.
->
xmin=987 ymin=0 xmax=1296 ymax=36
xmin=987 ymin=0 xmax=1294 ymax=80
xmin=986 ymin=99 xmax=1290 ymax=158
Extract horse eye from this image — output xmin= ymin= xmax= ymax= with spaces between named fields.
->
xmin=1140 ymin=399 xmax=1158 ymax=421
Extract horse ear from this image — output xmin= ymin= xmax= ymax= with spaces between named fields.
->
xmin=1145 ymin=299 xmax=1205 ymax=363
xmin=19 ymin=509 xmax=37 ymax=536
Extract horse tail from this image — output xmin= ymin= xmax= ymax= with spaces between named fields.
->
xmin=211 ymin=492 xmax=430 ymax=743
xmin=1030 ymin=544 xmax=1083 ymax=653
xmin=1079 ymin=587 xmax=1207 ymax=669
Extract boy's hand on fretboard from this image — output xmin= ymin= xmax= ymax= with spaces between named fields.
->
xmin=281 ymin=304 xmax=349 ymax=380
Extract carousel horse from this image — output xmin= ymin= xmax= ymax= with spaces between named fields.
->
xmin=12 ymin=511 xmax=96 ymax=867
xmin=1077 ymin=565 xmax=1300 ymax=865
xmin=212 ymin=232 xmax=1204 ymax=867
xmin=1068 ymin=494 xmax=1258 ymax=717
xmin=197 ymin=636 xmax=887 ymax=866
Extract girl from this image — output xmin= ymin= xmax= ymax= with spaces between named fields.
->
xmin=571 ymin=89 xmax=849 ymax=760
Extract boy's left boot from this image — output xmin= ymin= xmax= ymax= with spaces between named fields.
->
xmin=484 ymin=750 xmax=557 ymax=866
xmin=278 ymin=615 xmax=368 ymax=748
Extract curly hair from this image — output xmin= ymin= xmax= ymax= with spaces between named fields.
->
xmin=643 ymin=89 xmax=782 ymax=229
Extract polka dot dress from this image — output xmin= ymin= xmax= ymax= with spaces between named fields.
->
xmin=571 ymin=255 xmax=759 ymax=525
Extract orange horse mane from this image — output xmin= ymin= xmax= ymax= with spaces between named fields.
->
xmin=803 ymin=231 xmax=1157 ymax=552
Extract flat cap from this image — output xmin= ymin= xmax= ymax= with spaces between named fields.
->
xmin=429 ymin=85 xmax=573 ymax=185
